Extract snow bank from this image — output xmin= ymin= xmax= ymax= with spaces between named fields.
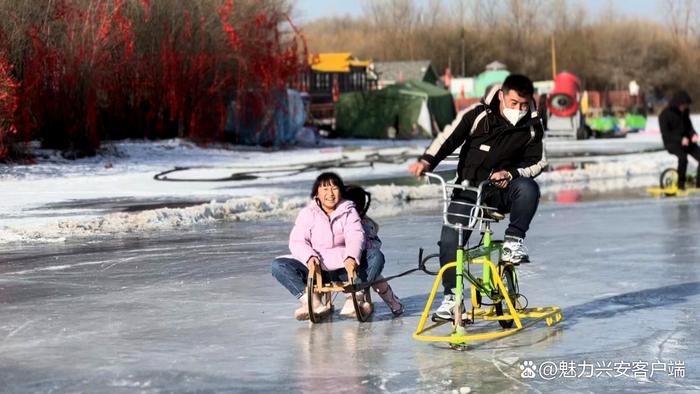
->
xmin=538 ymin=151 xmax=677 ymax=192
xmin=0 ymin=184 xmax=444 ymax=243
xmin=1 ymin=196 xmax=306 ymax=243
xmin=1 ymin=125 xmax=696 ymax=245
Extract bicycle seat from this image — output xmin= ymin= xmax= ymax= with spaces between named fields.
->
xmin=485 ymin=210 xmax=506 ymax=221
xmin=425 ymin=172 xmax=503 ymax=233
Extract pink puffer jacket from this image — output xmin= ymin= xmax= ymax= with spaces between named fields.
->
xmin=289 ymin=199 xmax=365 ymax=271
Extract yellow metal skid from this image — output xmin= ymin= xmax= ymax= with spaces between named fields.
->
xmin=647 ymin=186 xmax=698 ymax=197
xmin=413 ymin=259 xmax=562 ymax=344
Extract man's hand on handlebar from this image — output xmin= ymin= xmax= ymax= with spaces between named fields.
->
xmin=408 ymin=160 xmax=430 ymax=177
xmin=490 ymin=170 xmax=513 ymax=189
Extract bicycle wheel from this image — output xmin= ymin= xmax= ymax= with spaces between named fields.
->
xmin=351 ymin=282 xmax=373 ymax=322
xmin=494 ymin=264 xmax=518 ymax=329
xmin=660 ymin=168 xmax=679 ymax=192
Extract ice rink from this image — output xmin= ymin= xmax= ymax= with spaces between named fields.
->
xmin=1 ymin=194 xmax=698 ymax=392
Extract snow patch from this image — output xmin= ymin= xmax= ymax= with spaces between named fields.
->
xmin=2 ymin=128 xmax=696 ymax=245
xmin=1 ymin=196 xmax=307 ymax=243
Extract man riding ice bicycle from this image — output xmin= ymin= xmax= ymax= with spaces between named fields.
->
xmin=408 ymin=74 xmax=547 ymax=320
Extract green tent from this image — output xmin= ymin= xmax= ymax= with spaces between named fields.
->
xmin=335 ymin=80 xmax=456 ymax=139
xmin=473 ymin=70 xmax=509 ymax=98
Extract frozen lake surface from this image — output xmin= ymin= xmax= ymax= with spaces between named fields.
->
xmin=1 ymin=195 xmax=699 ymax=392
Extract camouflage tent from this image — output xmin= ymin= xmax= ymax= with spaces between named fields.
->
xmin=335 ymin=80 xmax=456 ymax=139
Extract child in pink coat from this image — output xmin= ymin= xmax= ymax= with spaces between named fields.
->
xmin=271 ymin=172 xmax=381 ymax=320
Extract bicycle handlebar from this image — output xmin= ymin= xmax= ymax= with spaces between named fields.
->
xmin=423 ymin=172 xmax=493 ymax=206
xmin=423 ymin=172 xmax=500 ymax=232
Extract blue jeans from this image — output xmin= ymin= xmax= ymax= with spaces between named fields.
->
xmin=271 ymin=249 xmax=385 ymax=298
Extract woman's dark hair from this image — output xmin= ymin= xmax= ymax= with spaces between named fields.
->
xmin=345 ymin=184 xmax=371 ymax=218
xmin=310 ymin=172 xmax=345 ymax=198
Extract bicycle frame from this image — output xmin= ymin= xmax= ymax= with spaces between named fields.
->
xmin=413 ymin=172 xmax=562 ymax=346
xmin=425 ymin=173 xmax=504 ymax=304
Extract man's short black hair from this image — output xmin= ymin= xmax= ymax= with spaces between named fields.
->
xmin=502 ymin=74 xmax=534 ymax=98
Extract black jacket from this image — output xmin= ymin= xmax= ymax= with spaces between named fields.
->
xmin=420 ymin=88 xmax=547 ymax=184
xmin=659 ymin=92 xmax=696 ymax=151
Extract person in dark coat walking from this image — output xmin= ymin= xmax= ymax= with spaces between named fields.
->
xmin=659 ymin=90 xmax=699 ymax=190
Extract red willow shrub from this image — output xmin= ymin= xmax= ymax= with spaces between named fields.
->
xmin=0 ymin=46 xmax=19 ymax=161
xmin=2 ymin=0 xmax=304 ymax=158
xmin=215 ymin=0 xmax=308 ymax=145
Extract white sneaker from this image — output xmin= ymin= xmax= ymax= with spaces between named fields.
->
xmin=340 ymin=292 xmax=373 ymax=318
xmin=502 ymin=236 xmax=530 ymax=264
xmin=295 ymin=291 xmax=329 ymax=320
xmin=433 ymin=294 xmax=456 ymax=320
xmin=340 ymin=294 xmax=356 ymax=317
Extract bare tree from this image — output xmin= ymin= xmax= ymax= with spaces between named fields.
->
xmin=450 ymin=0 xmax=468 ymax=75
xmin=304 ymin=0 xmax=700 ymax=100
xmin=504 ymin=0 xmax=544 ymax=38
xmin=547 ymin=0 xmax=587 ymax=33
xmin=362 ymin=0 xmax=421 ymax=59
xmin=426 ymin=0 xmax=444 ymax=28
xmin=661 ymin=0 xmax=697 ymax=43
xmin=473 ymin=0 xmax=501 ymax=29
xmin=599 ymin=0 xmax=619 ymax=25
xmin=451 ymin=0 xmax=467 ymax=25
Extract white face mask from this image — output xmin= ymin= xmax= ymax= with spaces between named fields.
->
xmin=502 ymin=107 xmax=528 ymax=126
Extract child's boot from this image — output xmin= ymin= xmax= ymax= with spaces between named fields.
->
xmin=374 ymin=279 xmax=404 ymax=317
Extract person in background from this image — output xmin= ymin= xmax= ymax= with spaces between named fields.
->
xmin=659 ymin=90 xmax=700 ymax=190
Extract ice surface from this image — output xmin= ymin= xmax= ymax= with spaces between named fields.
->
xmin=0 ymin=196 xmax=698 ymax=392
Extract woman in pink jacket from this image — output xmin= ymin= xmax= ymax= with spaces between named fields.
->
xmin=271 ymin=172 xmax=383 ymax=320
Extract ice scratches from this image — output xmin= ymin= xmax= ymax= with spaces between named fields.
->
xmin=491 ymin=352 xmax=541 ymax=393
xmin=7 ymin=259 xmax=109 ymax=275
xmin=662 ymin=379 xmax=700 ymax=392
xmin=3 ymin=320 xmax=33 ymax=341
xmin=110 ymin=378 xmax=152 ymax=388
xmin=654 ymin=329 xmax=686 ymax=361
xmin=5 ymin=254 xmax=145 ymax=275
xmin=374 ymin=371 xmax=400 ymax=392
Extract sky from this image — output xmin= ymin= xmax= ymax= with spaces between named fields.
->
xmin=294 ymin=0 xmax=664 ymax=24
